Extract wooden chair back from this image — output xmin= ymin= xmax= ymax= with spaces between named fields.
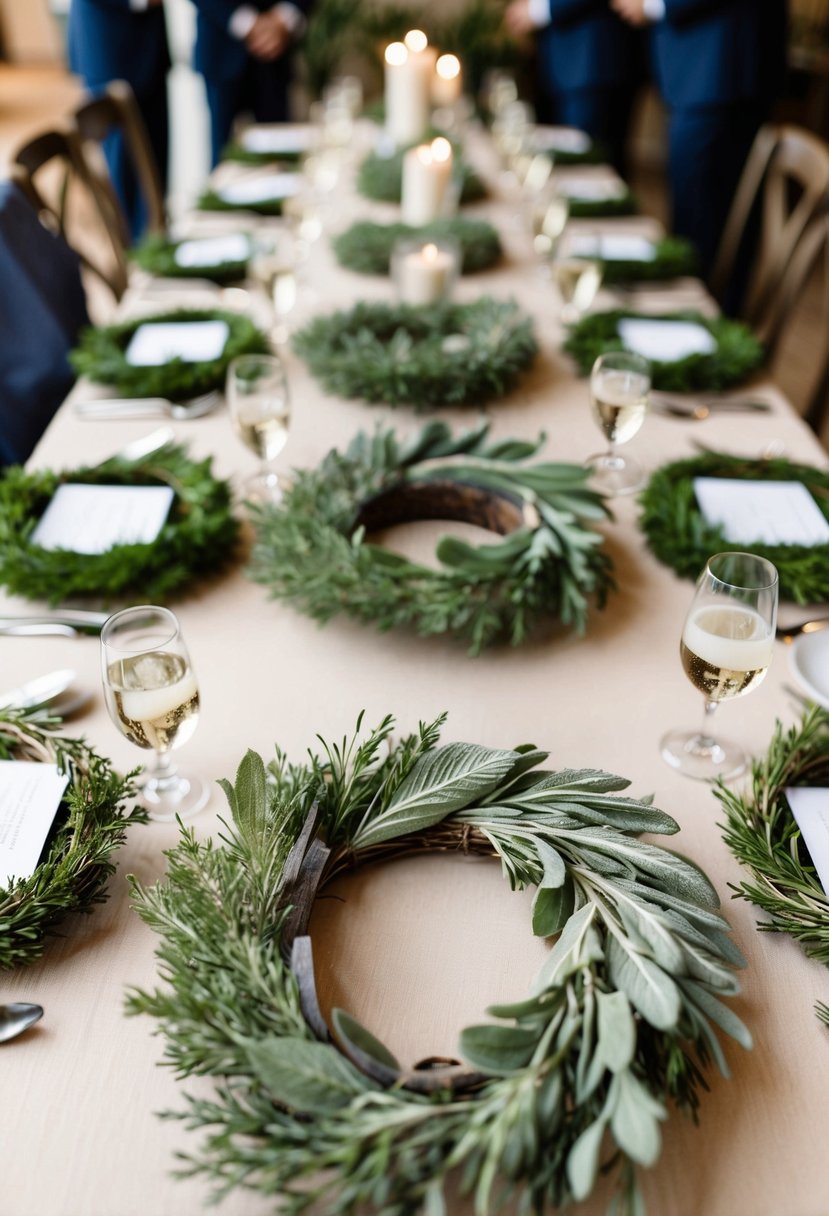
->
xmin=73 ymin=81 xmax=166 ymax=239
xmin=709 ymin=124 xmax=829 ymax=325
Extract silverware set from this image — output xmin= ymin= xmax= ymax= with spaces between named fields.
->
xmin=650 ymin=393 xmax=772 ymax=421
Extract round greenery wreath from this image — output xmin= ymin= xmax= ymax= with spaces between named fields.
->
xmin=639 ymin=450 xmax=829 ymax=603
xmin=130 ymin=234 xmax=251 ymax=284
xmin=565 ymin=189 xmax=638 ymax=219
xmin=332 ymin=217 xmax=502 ymax=276
xmin=70 ymin=308 xmax=269 ymax=401
xmin=563 ymin=310 xmax=765 ymax=393
xmin=597 ymin=237 xmax=697 ymax=285
xmin=716 ymin=705 xmax=829 ymax=1026
xmin=248 ymin=419 xmax=613 ymax=653
xmin=129 ymin=711 xmax=750 ymax=1215
xmin=196 ymin=188 xmax=289 ymax=217
xmin=0 ymin=442 xmax=239 ymax=605
xmin=357 ymin=148 xmax=487 ymax=205
xmin=535 ymin=142 xmax=605 ymax=167
xmin=1 ymin=705 xmax=142 ymax=971
xmin=293 ymin=298 xmax=536 ymax=409
xmin=221 ymin=141 xmax=303 ymax=166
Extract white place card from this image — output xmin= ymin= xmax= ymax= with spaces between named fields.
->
xmin=785 ymin=787 xmax=829 ymax=894
xmin=217 ymin=173 xmax=301 ymax=206
xmin=556 ymin=177 xmax=626 ymax=201
xmin=241 ymin=126 xmax=313 ymax=155
xmin=618 ymin=318 xmax=716 ymax=363
xmin=0 ymin=761 xmax=69 ymax=886
xmin=31 ymin=483 xmax=175 ymax=555
xmin=125 ymin=319 xmax=230 ymax=366
xmin=568 ymin=235 xmax=656 ymax=262
xmin=174 ymin=234 xmax=251 ymax=268
xmin=533 ymin=127 xmax=591 ymax=155
xmin=694 ymin=478 xmax=829 ymax=547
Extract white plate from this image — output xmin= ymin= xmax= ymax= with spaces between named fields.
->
xmin=789 ymin=628 xmax=829 ymax=708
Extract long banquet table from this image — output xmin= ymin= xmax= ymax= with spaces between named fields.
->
xmin=4 ymin=127 xmax=829 ymax=1216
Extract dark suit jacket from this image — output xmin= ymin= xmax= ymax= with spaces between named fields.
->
xmin=652 ymin=0 xmax=788 ymax=110
xmin=67 ymin=0 xmax=170 ymax=97
xmin=537 ymin=0 xmax=643 ymax=93
xmin=192 ymin=0 xmax=312 ymax=84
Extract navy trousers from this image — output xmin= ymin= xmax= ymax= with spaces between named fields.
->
xmin=205 ymin=58 xmax=292 ymax=166
xmin=103 ymin=84 xmax=169 ymax=242
xmin=553 ymin=85 xmax=640 ymax=178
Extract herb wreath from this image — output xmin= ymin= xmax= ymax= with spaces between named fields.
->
xmin=597 ymin=237 xmax=697 ymax=285
xmin=130 ymin=234 xmax=250 ymax=284
xmin=1 ymin=705 xmax=141 ymax=971
xmin=70 ymin=308 xmax=269 ymax=400
xmin=565 ymin=189 xmax=638 ymax=220
xmin=248 ymin=420 xmax=613 ymax=653
xmin=293 ymin=298 xmax=536 ymax=409
xmin=564 ymin=310 xmax=764 ymax=393
xmin=535 ymin=141 xmax=604 ymax=167
xmin=221 ymin=141 xmax=303 ymax=166
xmin=129 ymin=711 xmax=750 ymax=1216
xmin=357 ymin=149 xmax=486 ymax=205
xmin=332 ymin=217 xmax=502 ymax=276
xmin=196 ymin=188 xmax=289 ymax=217
xmin=639 ymin=451 xmax=829 ymax=603
xmin=716 ymin=705 xmax=829 ymax=1026
xmin=0 ymin=442 xmax=239 ymax=605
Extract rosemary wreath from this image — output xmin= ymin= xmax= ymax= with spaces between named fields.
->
xmin=221 ymin=141 xmax=303 ymax=166
xmin=639 ymin=451 xmax=829 ymax=603
xmin=128 ymin=711 xmax=750 ymax=1215
xmin=196 ymin=188 xmax=289 ymax=216
xmin=565 ymin=189 xmax=638 ymax=219
xmin=0 ymin=442 xmax=239 ymax=605
xmin=0 ymin=706 xmax=141 ymax=971
xmin=248 ymin=419 xmax=613 ymax=653
xmin=130 ymin=234 xmax=250 ymax=284
xmin=293 ymin=298 xmax=536 ymax=409
xmin=70 ymin=308 xmax=269 ymax=401
xmin=564 ymin=310 xmax=764 ymax=392
xmin=357 ymin=148 xmax=486 ymax=205
xmin=332 ymin=217 xmax=502 ymax=276
xmin=596 ymin=237 xmax=697 ymax=285
xmin=716 ymin=705 xmax=829 ymax=1026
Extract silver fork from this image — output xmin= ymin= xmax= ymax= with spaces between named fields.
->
xmin=74 ymin=389 xmax=221 ymax=422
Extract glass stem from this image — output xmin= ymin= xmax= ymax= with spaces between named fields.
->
xmin=149 ymin=749 xmax=177 ymax=790
xmin=606 ymin=438 xmax=623 ymax=470
xmin=697 ymin=700 xmax=719 ymax=751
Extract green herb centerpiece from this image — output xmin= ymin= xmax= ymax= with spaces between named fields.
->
xmin=0 ymin=442 xmax=238 ymax=604
xmin=293 ymin=298 xmax=536 ymax=408
xmin=70 ymin=308 xmax=269 ymax=401
xmin=597 ymin=237 xmax=697 ymax=284
xmin=332 ymin=217 xmax=502 ymax=276
xmin=566 ymin=188 xmax=638 ymax=219
xmin=129 ymin=711 xmax=750 ymax=1216
xmin=564 ymin=311 xmax=764 ymax=393
xmin=130 ymin=234 xmax=250 ymax=284
xmin=248 ymin=420 xmax=613 ymax=653
xmin=358 ymin=147 xmax=486 ymax=204
xmin=220 ymin=142 xmax=303 ymax=167
xmin=1 ymin=705 xmax=141 ymax=971
xmin=639 ymin=451 xmax=829 ymax=603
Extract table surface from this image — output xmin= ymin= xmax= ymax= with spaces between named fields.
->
xmin=4 ymin=126 xmax=829 ymax=1216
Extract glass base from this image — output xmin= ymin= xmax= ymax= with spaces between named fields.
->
xmin=240 ymin=469 xmax=284 ymax=506
xmin=660 ymin=728 xmax=746 ymax=782
xmin=585 ymin=451 xmax=645 ymax=496
xmin=139 ymin=770 xmax=210 ymax=822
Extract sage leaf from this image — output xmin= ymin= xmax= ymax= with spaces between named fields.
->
xmin=608 ymin=936 xmax=681 ymax=1030
xmin=459 ymin=1023 xmax=539 ymax=1073
xmin=332 ymin=1008 xmax=401 ymax=1071
xmin=353 ymin=742 xmax=516 ymax=847
xmin=566 ymin=1117 xmax=606 ymax=1201
xmin=533 ymin=903 xmax=602 ymax=991
xmin=678 ymin=978 xmax=753 ymax=1049
xmin=245 ymin=1037 xmax=371 ymax=1113
xmin=532 ymin=879 xmax=574 ymax=937
xmin=533 ymin=837 xmax=567 ymax=889
xmin=596 ymin=991 xmax=635 ymax=1073
xmin=227 ymin=749 xmax=267 ymax=847
xmin=609 ymin=1070 xmax=665 ymax=1166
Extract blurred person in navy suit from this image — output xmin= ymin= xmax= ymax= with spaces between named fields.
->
xmin=68 ymin=0 xmax=170 ymax=240
xmin=189 ymin=0 xmax=312 ymax=166
xmin=611 ymin=0 xmax=788 ymax=283
xmin=505 ymin=0 xmax=646 ymax=176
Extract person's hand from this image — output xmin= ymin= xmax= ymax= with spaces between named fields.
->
xmin=610 ymin=0 xmax=649 ymax=25
xmin=246 ymin=11 xmax=289 ymax=60
xmin=504 ymin=0 xmax=536 ymax=38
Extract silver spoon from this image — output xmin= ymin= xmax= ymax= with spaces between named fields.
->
xmin=0 ymin=1003 xmax=43 ymax=1043
xmin=776 ymin=618 xmax=829 ymax=643
xmin=651 ymin=400 xmax=771 ymax=421
xmin=74 ymin=389 xmax=221 ymax=422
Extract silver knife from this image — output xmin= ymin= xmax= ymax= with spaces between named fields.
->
xmin=0 ymin=611 xmax=108 ymax=636
xmin=0 ymin=669 xmax=76 ymax=709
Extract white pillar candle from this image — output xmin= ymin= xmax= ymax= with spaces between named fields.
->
xmin=384 ymin=41 xmax=430 ymax=148
xmin=401 ymin=136 xmax=454 ymax=225
xmin=433 ymin=54 xmax=462 ymax=107
xmin=397 ymin=242 xmax=456 ymax=306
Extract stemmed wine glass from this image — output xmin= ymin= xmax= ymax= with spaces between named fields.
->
xmin=586 ymin=350 xmax=650 ymax=496
xmin=553 ymin=233 xmax=603 ymax=324
xmin=101 ymin=605 xmax=208 ymax=820
xmin=226 ymin=353 xmax=290 ymax=503
xmin=661 ymin=552 xmax=779 ymax=780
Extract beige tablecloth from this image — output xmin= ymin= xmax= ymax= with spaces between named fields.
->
xmin=3 ymin=129 xmax=829 ymax=1216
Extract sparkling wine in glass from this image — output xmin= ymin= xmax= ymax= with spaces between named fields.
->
xmin=553 ymin=253 xmax=603 ymax=324
xmin=661 ymin=552 xmax=778 ymax=780
xmin=530 ymin=189 xmax=569 ymax=266
xmin=227 ymin=353 xmax=290 ymax=504
xmin=586 ymin=350 xmax=650 ymax=496
xmin=101 ymin=605 xmax=208 ymax=821
xmin=250 ymin=240 xmax=298 ymax=345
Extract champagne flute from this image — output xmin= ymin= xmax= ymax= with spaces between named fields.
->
xmin=553 ymin=237 xmax=603 ymax=324
xmin=586 ymin=350 xmax=650 ymax=496
xmin=250 ymin=238 xmax=298 ymax=346
xmin=661 ymin=552 xmax=778 ymax=780
xmin=101 ymin=606 xmax=207 ymax=821
xmin=530 ymin=187 xmax=569 ymax=268
xmin=227 ymin=353 xmax=290 ymax=504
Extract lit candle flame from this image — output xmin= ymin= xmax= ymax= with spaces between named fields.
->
xmin=385 ymin=42 xmax=407 ymax=66
xmin=404 ymin=29 xmax=428 ymax=53
xmin=423 ymin=243 xmax=439 ymax=262
xmin=436 ymin=54 xmax=460 ymax=81
xmin=431 ymin=137 xmax=452 ymax=163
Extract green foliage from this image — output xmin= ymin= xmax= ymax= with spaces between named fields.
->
xmin=70 ymin=308 xmax=270 ymax=401
xmin=332 ymin=217 xmax=502 ymax=276
xmin=129 ymin=711 xmax=749 ymax=1214
xmin=564 ymin=309 xmax=764 ymax=392
xmin=0 ymin=442 xmax=239 ymax=605
xmin=130 ymin=234 xmax=250 ymax=284
xmin=247 ymin=419 xmax=614 ymax=652
xmin=597 ymin=237 xmax=698 ymax=285
xmin=358 ymin=147 xmax=486 ymax=204
xmin=220 ymin=142 xmax=303 ymax=167
xmin=639 ymin=450 xmax=829 ymax=603
xmin=567 ymin=189 xmax=638 ymax=219
xmin=0 ymin=706 xmax=142 ymax=970
xmin=293 ymin=297 xmax=536 ymax=408
xmin=196 ymin=188 xmax=287 ymax=216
